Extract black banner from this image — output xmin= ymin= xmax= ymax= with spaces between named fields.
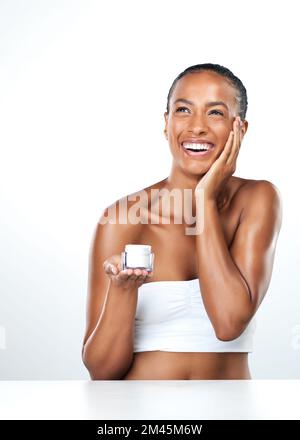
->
xmin=0 ymin=420 xmax=299 ymax=438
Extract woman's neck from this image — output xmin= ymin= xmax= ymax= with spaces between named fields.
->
xmin=164 ymin=165 xmax=231 ymax=213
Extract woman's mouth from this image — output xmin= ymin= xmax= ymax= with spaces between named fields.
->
xmin=181 ymin=142 xmax=216 ymax=158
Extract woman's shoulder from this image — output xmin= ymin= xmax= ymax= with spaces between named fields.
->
xmin=233 ymin=176 xmax=281 ymax=199
xmin=102 ymin=178 xmax=167 ymax=221
xmin=97 ymin=179 xmax=167 ymax=244
xmin=232 ymin=176 xmax=282 ymax=218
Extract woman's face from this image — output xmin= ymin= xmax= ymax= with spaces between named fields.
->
xmin=164 ymin=71 xmax=248 ymax=176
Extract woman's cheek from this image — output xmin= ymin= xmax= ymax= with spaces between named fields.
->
xmin=216 ymin=125 xmax=231 ymax=142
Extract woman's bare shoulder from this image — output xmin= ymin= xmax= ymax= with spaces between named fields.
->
xmin=96 ymin=178 xmax=167 ymax=249
xmin=233 ymin=176 xmax=281 ymax=198
xmin=232 ymin=176 xmax=282 ymax=216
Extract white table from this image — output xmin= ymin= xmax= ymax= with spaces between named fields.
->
xmin=0 ymin=380 xmax=299 ymax=420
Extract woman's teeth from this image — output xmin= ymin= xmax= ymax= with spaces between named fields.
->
xmin=183 ymin=143 xmax=212 ymax=151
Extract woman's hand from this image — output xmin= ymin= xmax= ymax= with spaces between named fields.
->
xmin=195 ymin=116 xmax=243 ymax=201
xmin=103 ymin=254 xmax=153 ymax=290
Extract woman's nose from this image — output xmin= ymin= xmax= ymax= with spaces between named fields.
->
xmin=188 ymin=116 xmax=209 ymax=134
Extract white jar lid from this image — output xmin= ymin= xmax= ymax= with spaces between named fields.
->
xmin=125 ymin=244 xmax=151 ymax=255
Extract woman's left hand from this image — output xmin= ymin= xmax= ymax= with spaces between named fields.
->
xmin=195 ymin=116 xmax=243 ymax=201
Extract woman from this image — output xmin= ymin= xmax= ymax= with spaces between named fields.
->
xmin=82 ymin=63 xmax=282 ymax=380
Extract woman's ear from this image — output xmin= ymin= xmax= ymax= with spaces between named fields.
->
xmin=241 ymin=119 xmax=248 ymax=140
xmin=164 ymin=112 xmax=168 ymax=140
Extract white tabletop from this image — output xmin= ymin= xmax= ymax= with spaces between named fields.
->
xmin=0 ymin=380 xmax=299 ymax=420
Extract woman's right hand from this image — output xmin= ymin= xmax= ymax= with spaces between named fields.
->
xmin=103 ymin=254 xmax=153 ymax=290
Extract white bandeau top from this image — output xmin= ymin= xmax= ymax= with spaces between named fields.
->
xmin=133 ymin=278 xmax=256 ymax=353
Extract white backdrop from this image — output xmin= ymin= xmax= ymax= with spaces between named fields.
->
xmin=0 ymin=0 xmax=299 ymax=379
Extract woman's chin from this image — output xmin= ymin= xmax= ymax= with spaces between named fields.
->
xmin=181 ymin=161 xmax=211 ymax=175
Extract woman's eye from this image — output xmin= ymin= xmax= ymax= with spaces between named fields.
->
xmin=175 ymin=106 xmax=189 ymax=113
xmin=175 ymin=107 xmax=224 ymax=115
xmin=209 ymin=109 xmax=224 ymax=116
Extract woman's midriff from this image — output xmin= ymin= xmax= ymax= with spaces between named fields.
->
xmin=122 ymin=351 xmax=251 ymax=380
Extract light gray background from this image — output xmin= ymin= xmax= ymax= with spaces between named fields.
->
xmin=0 ymin=0 xmax=299 ymax=379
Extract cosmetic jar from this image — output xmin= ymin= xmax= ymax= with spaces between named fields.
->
xmin=121 ymin=244 xmax=154 ymax=272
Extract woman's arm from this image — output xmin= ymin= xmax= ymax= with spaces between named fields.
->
xmin=82 ymin=204 xmax=144 ymax=380
xmin=82 ymin=278 xmax=139 ymax=380
xmin=195 ymin=180 xmax=282 ymax=341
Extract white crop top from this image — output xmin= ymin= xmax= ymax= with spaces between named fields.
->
xmin=133 ymin=278 xmax=256 ymax=353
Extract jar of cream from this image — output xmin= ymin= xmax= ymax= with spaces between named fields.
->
xmin=121 ymin=244 xmax=154 ymax=272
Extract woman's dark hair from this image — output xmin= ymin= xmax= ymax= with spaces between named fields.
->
xmin=166 ymin=63 xmax=248 ymax=120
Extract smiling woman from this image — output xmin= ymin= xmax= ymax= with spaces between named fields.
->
xmin=82 ymin=63 xmax=282 ymax=380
